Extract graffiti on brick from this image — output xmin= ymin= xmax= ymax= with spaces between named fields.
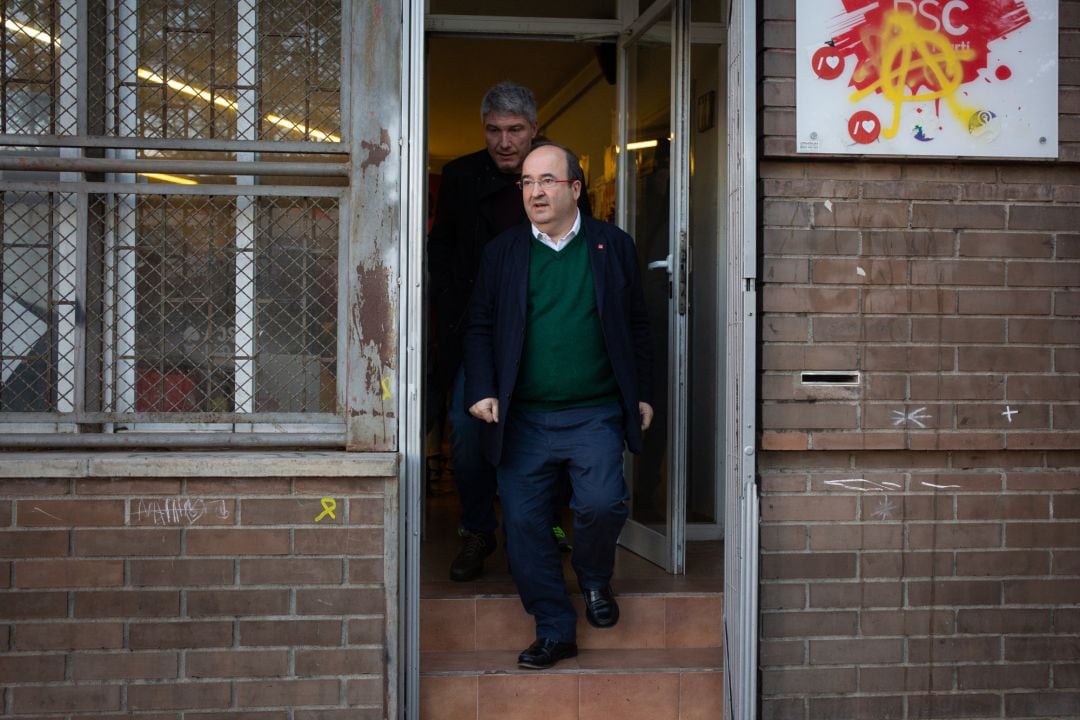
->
xmin=891 ymin=406 xmax=932 ymax=428
xmin=129 ymin=498 xmax=230 ymax=526
xmin=315 ymin=497 xmax=337 ymax=522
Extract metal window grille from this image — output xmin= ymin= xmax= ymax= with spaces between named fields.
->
xmin=1 ymin=0 xmax=349 ymax=437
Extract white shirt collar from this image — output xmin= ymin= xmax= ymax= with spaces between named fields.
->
xmin=531 ymin=210 xmax=581 ymax=252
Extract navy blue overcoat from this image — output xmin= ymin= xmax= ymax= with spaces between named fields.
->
xmin=463 ymin=215 xmax=653 ymax=467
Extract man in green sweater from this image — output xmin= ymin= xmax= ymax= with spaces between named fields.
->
xmin=464 ymin=142 xmax=653 ymax=669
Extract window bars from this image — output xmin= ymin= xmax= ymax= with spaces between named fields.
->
xmin=1 ymin=0 xmax=350 ymax=440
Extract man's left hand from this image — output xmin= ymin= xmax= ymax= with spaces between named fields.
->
xmin=639 ymin=402 xmax=654 ymax=431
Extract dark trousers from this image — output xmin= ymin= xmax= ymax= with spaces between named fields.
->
xmin=497 ymin=402 xmax=629 ymax=643
xmin=449 ymin=366 xmax=498 ymax=534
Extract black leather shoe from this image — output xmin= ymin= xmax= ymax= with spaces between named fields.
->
xmin=449 ymin=529 xmax=496 ymax=582
xmin=583 ymin=586 xmax=619 ymax=629
xmin=517 ymin=638 xmax=578 ymax=669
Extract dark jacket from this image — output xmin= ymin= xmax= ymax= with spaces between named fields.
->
xmin=463 ymin=215 xmax=653 ymax=466
xmin=428 ymin=149 xmax=526 ymax=397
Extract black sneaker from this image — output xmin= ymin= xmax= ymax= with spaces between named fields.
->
xmin=449 ymin=528 xmax=497 ymax=582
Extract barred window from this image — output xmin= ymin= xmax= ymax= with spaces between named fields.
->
xmin=1 ymin=0 xmax=347 ymax=435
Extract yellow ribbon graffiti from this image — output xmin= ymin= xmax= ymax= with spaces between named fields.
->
xmin=381 ymin=376 xmax=393 ymax=400
xmin=315 ymin=497 xmax=337 ymax=522
xmin=849 ymin=10 xmax=976 ymax=139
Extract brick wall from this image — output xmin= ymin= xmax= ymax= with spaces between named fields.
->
xmin=758 ymin=1 xmax=1080 ymax=718
xmin=0 ymin=474 xmax=395 ymax=718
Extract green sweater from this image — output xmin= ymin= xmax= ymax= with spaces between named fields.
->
xmin=513 ymin=229 xmax=619 ymax=411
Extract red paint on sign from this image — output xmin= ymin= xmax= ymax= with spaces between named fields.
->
xmin=829 ymin=0 xmax=1032 ymax=94
xmin=995 ymin=65 xmax=1013 ymax=80
xmin=848 ymin=110 xmax=882 ymax=144
xmin=812 ymin=46 xmax=846 ymax=80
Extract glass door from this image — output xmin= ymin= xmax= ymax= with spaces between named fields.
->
xmin=616 ymin=0 xmax=690 ymax=572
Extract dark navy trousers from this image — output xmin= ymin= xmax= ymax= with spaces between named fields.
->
xmin=449 ymin=365 xmax=498 ymax=534
xmin=497 ymin=402 xmax=629 ymax=643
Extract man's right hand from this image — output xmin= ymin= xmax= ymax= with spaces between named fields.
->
xmin=469 ymin=398 xmax=499 ymax=423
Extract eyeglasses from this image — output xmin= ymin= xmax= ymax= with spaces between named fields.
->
xmin=516 ymin=177 xmax=576 ymax=192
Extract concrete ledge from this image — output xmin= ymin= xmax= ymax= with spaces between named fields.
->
xmin=0 ymin=451 xmax=399 ymax=478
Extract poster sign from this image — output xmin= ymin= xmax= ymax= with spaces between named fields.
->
xmin=796 ymin=0 xmax=1058 ymax=157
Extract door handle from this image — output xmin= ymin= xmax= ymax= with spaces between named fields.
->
xmin=647 ymin=254 xmax=672 ymax=272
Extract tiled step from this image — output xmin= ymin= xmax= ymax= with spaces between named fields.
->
xmin=420 ymin=648 xmax=723 ymax=720
xmin=420 ymin=593 xmax=723 ymax=652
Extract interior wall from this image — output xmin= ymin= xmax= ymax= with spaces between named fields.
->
xmin=542 ymin=79 xmax=617 ymax=220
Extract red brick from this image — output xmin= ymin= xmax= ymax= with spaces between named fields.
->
xmin=1008 ymin=431 xmax=1080 ymax=450
xmin=759 ymin=639 xmax=805 ymax=667
xmin=75 ymin=478 xmax=182 ymax=495
xmin=296 ymin=587 xmax=384 ymax=615
xmin=906 ymin=580 xmax=1002 ymax=606
xmin=239 ymin=498 xmax=344 ymax=526
xmin=237 ymin=680 xmax=339 ymax=707
xmin=13 ymin=686 xmax=121 ymax=713
xmin=958 ymin=231 xmax=1053 ymax=258
xmin=761 ymin=583 xmax=806 ymax=610
xmin=240 ymin=620 xmax=342 ymax=647
xmin=16 ymin=500 xmax=123 ymax=527
xmin=294 ymin=648 xmax=383 ymax=676
xmin=859 ymin=665 xmax=952 ymax=692
xmin=1057 ymin=665 xmax=1080 ymax=688
xmin=239 ymin=558 xmax=342 ymax=585
xmin=1057 ymin=495 xmax=1080 ymax=519
xmin=347 ymin=617 xmax=384 ymax=645
xmin=0 ymin=479 xmax=68 ymax=496
xmin=906 ymin=693 xmax=1001 ymax=718
xmin=913 ymin=203 xmax=1005 ymax=229
xmin=128 ymin=497 xmax=234 ymax=527
xmin=860 ymin=609 xmax=954 ymax=636
xmin=74 ymin=529 xmax=181 ymax=556
xmin=866 ymin=374 xmax=907 ymax=400
xmin=957 ymin=289 xmax=1051 ymax=314
xmin=1007 ymin=522 xmax=1080 ymax=548
xmin=956 ymin=550 xmax=1050 ymax=576
xmin=129 ymin=621 xmax=234 ymax=649
xmin=15 ymin=622 xmax=123 ymax=650
xmin=1004 ymin=579 xmax=1080 ymax=605
xmin=0 ymin=530 xmax=69 ymax=557
xmin=813 ymin=316 xmax=909 ymax=343
xmin=957 ymin=495 xmax=1050 ymax=520
xmin=910 ymin=318 xmax=1007 ymax=344
xmin=294 ymin=528 xmax=384 ymax=557
xmin=956 ymin=608 xmax=1052 ymax=634
xmin=72 ymin=651 xmax=178 ymax=680
xmin=1007 ymin=636 xmax=1080 ymax=662
xmin=1055 ymin=404 xmax=1080 ymax=430
xmin=957 ymin=346 xmax=1052 ymax=372
xmin=761 ymin=432 xmax=810 ymax=451
xmin=911 ymin=259 xmax=1005 ymax=285
xmin=809 ymin=581 xmax=902 ymax=608
xmin=763 ymin=200 xmax=810 ymax=226
xmin=761 ymin=553 xmax=856 ymax=580
xmin=910 ymin=373 xmax=1006 ymax=404
xmin=961 ymin=182 xmax=1054 ymax=202
xmin=128 ymin=683 xmax=231 ymax=711
xmin=1053 ymin=550 xmax=1080 ymax=575
xmin=761 ymin=667 xmax=856 ymax=694
xmin=761 ymin=525 xmax=807 ymax=551
xmin=864 ymin=289 xmax=958 ymax=314
xmin=909 ymin=635 xmax=1001 ymax=663
xmin=1002 ymin=470 xmax=1080 ymax=492
xmin=808 ymin=524 xmax=901 ymax=550
xmin=907 ymin=523 xmax=1001 ymax=549
xmin=186 ymin=478 xmax=292 ymax=494
xmin=764 ymin=228 xmax=860 ymax=255
xmin=763 ymin=257 xmax=809 ymax=283
xmin=762 ymin=698 xmax=806 ymax=720
xmin=15 ymin=559 xmax=122 ymax=588
xmin=0 ymin=654 xmax=65 ymax=682
xmin=814 ymin=201 xmax=908 ymax=228
xmin=762 ymin=496 xmax=856 ymax=522
xmin=186 ymin=650 xmax=288 ymax=678
xmin=186 ymin=529 xmax=290 ymax=556
xmin=1005 ymin=692 xmax=1080 ymax=718
xmin=909 ymin=472 xmax=1003 ymax=492
xmin=346 ymin=678 xmax=383 ymax=706
xmin=863 ymin=346 xmax=954 ymax=371
xmin=762 ymin=287 xmax=860 ymax=313
xmin=348 ymin=559 xmax=384 ymax=584
xmin=1010 ymin=318 xmax=1080 ymax=344
xmin=1010 ymin=205 xmax=1080 ymax=231
xmin=762 ymin=316 xmax=809 ymax=342
xmin=760 ymin=611 xmax=857 ymax=638
xmin=761 ymin=474 xmax=810 ymax=492
xmin=130 ymin=559 xmax=234 ymax=586
xmin=347 ymin=497 xmax=385 ymax=526
xmin=187 ymin=589 xmax=290 ymax=617
xmin=811 ymin=432 xmax=908 ymax=450
xmin=908 ymin=432 xmax=1007 ymax=451
xmin=0 ymin=590 xmax=67 ymax=618
xmin=809 ymin=638 xmax=902 ymax=665
xmin=74 ymin=590 xmax=179 ymax=618
xmin=860 ymin=494 xmax=952 ymax=522
xmin=1007 ymin=377 xmax=1080 ymax=402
